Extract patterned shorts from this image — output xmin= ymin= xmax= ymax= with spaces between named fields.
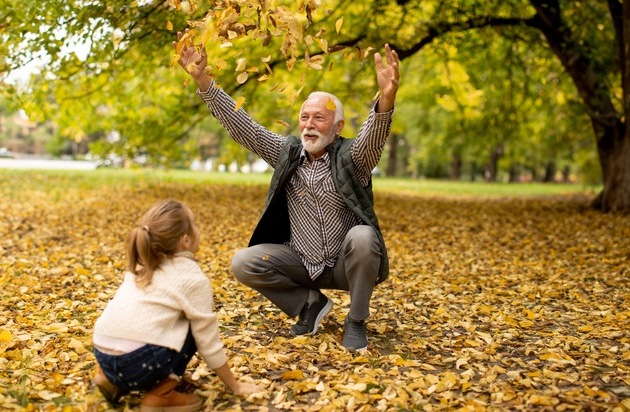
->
xmin=93 ymin=328 xmax=197 ymax=392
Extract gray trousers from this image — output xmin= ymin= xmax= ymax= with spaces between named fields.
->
xmin=231 ymin=225 xmax=382 ymax=321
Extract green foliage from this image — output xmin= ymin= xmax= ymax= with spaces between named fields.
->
xmin=0 ymin=0 xmax=619 ymax=183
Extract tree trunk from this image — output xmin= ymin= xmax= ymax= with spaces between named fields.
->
xmin=508 ymin=165 xmax=520 ymax=183
xmin=450 ymin=153 xmax=462 ymax=180
xmin=591 ymin=120 xmax=630 ymax=212
xmin=386 ymin=133 xmax=399 ymax=177
xmin=562 ymin=165 xmax=571 ymax=182
xmin=529 ymin=0 xmax=630 ymax=211
xmin=486 ymin=145 xmax=503 ymax=182
xmin=543 ymin=161 xmax=556 ymax=182
xmin=470 ymin=161 xmax=478 ymax=182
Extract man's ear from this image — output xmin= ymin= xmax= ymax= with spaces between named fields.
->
xmin=336 ymin=120 xmax=345 ymax=135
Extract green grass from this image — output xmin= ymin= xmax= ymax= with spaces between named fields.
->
xmin=0 ymin=168 xmax=601 ymax=198
xmin=375 ymin=176 xmax=601 ymax=197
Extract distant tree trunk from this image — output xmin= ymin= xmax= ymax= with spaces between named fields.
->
xmin=386 ymin=133 xmax=399 ymax=177
xmin=486 ymin=145 xmax=503 ymax=182
xmin=562 ymin=165 xmax=571 ymax=182
xmin=470 ymin=161 xmax=478 ymax=182
xmin=543 ymin=161 xmax=556 ymax=182
xmin=508 ymin=165 xmax=520 ymax=182
xmin=450 ymin=153 xmax=462 ymax=180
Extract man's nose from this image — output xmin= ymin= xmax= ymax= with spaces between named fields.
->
xmin=304 ymin=117 xmax=315 ymax=129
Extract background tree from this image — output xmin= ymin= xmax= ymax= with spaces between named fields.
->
xmin=1 ymin=0 xmax=625 ymax=210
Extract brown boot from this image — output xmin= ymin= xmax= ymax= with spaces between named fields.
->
xmin=93 ymin=367 xmax=129 ymax=403
xmin=140 ymin=376 xmax=202 ymax=412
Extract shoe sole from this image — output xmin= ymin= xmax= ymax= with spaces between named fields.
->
xmin=344 ymin=344 xmax=368 ymax=352
xmin=307 ymin=297 xmax=333 ymax=335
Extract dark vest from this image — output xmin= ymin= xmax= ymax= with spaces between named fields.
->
xmin=249 ymin=136 xmax=389 ymax=284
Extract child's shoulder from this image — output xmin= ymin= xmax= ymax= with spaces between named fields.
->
xmin=164 ymin=254 xmax=207 ymax=280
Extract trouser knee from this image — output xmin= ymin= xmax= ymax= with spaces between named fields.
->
xmin=231 ymin=248 xmax=253 ymax=285
xmin=345 ymin=226 xmax=381 ymax=262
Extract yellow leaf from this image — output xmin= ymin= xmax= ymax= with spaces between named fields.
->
xmin=234 ymin=96 xmax=246 ymax=111
xmin=314 ymin=37 xmax=328 ymax=54
xmin=335 ymin=17 xmax=343 ymax=34
xmin=539 ymin=352 xmax=564 ymax=361
xmin=37 ymin=390 xmax=61 ymax=401
xmin=236 ymin=72 xmax=249 ymax=84
xmin=200 ymin=25 xmax=213 ymax=47
xmin=214 ymin=58 xmax=228 ymax=71
xmin=180 ymin=0 xmax=191 ymax=14
xmin=43 ymin=323 xmax=68 ymax=333
xmin=0 ymin=329 xmax=11 ymax=342
xmin=527 ymin=394 xmax=558 ymax=406
xmin=281 ymin=369 xmax=304 ymax=380
xmin=455 ymin=358 xmax=468 ymax=369
xmin=325 ymin=98 xmax=336 ymax=111
xmin=235 ymin=57 xmax=247 ymax=72
xmin=519 ymin=319 xmax=534 ymax=328
xmin=166 ymin=20 xmax=173 ymax=31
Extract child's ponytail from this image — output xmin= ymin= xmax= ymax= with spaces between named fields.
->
xmin=126 ymin=200 xmax=195 ymax=287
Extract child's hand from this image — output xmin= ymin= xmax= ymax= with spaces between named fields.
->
xmin=232 ymin=382 xmax=264 ymax=395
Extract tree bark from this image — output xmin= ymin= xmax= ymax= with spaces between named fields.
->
xmin=386 ymin=133 xmax=399 ymax=177
xmin=543 ymin=161 xmax=556 ymax=183
xmin=591 ymin=120 xmax=630 ymax=211
xmin=450 ymin=153 xmax=462 ymax=180
xmin=529 ymin=0 xmax=630 ymax=211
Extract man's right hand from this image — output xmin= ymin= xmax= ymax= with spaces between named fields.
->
xmin=172 ymin=29 xmax=212 ymax=91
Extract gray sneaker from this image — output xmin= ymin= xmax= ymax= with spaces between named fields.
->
xmin=342 ymin=316 xmax=368 ymax=351
xmin=290 ymin=292 xmax=333 ymax=336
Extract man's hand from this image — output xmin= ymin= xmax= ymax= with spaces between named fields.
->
xmin=172 ymin=29 xmax=212 ymax=92
xmin=374 ymin=44 xmax=400 ymax=113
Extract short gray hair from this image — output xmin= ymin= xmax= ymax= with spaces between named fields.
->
xmin=303 ymin=91 xmax=345 ymax=123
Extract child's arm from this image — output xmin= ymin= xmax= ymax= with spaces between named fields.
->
xmin=213 ymin=362 xmax=263 ymax=395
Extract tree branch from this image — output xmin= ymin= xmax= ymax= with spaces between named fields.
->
xmin=392 ymin=16 xmax=538 ymax=60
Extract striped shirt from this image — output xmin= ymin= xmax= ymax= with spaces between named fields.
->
xmin=198 ymin=83 xmax=393 ymax=279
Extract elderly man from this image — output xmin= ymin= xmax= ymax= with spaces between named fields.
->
xmin=174 ymin=30 xmax=400 ymax=351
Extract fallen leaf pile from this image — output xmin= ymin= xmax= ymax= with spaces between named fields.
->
xmin=0 ymin=171 xmax=628 ymax=411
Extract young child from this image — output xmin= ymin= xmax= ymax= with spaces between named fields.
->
xmin=92 ymin=199 xmax=262 ymax=411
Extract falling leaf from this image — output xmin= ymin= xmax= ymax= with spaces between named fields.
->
xmin=234 ymin=96 xmax=246 ymax=111
xmin=335 ymin=18 xmax=343 ymax=34
xmin=236 ymin=72 xmax=249 ymax=84
xmin=325 ymin=98 xmax=336 ymax=111
xmin=235 ymin=58 xmax=247 ymax=73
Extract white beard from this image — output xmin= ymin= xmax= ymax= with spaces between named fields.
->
xmin=301 ymin=129 xmax=336 ymax=155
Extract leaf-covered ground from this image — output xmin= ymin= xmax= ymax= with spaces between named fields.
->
xmin=0 ymin=171 xmax=628 ymax=411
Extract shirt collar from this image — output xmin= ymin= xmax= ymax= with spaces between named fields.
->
xmin=299 ymin=148 xmax=331 ymax=164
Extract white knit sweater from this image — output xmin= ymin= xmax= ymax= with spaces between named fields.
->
xmin=93 ymin=253 xmax=228 ymax=369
